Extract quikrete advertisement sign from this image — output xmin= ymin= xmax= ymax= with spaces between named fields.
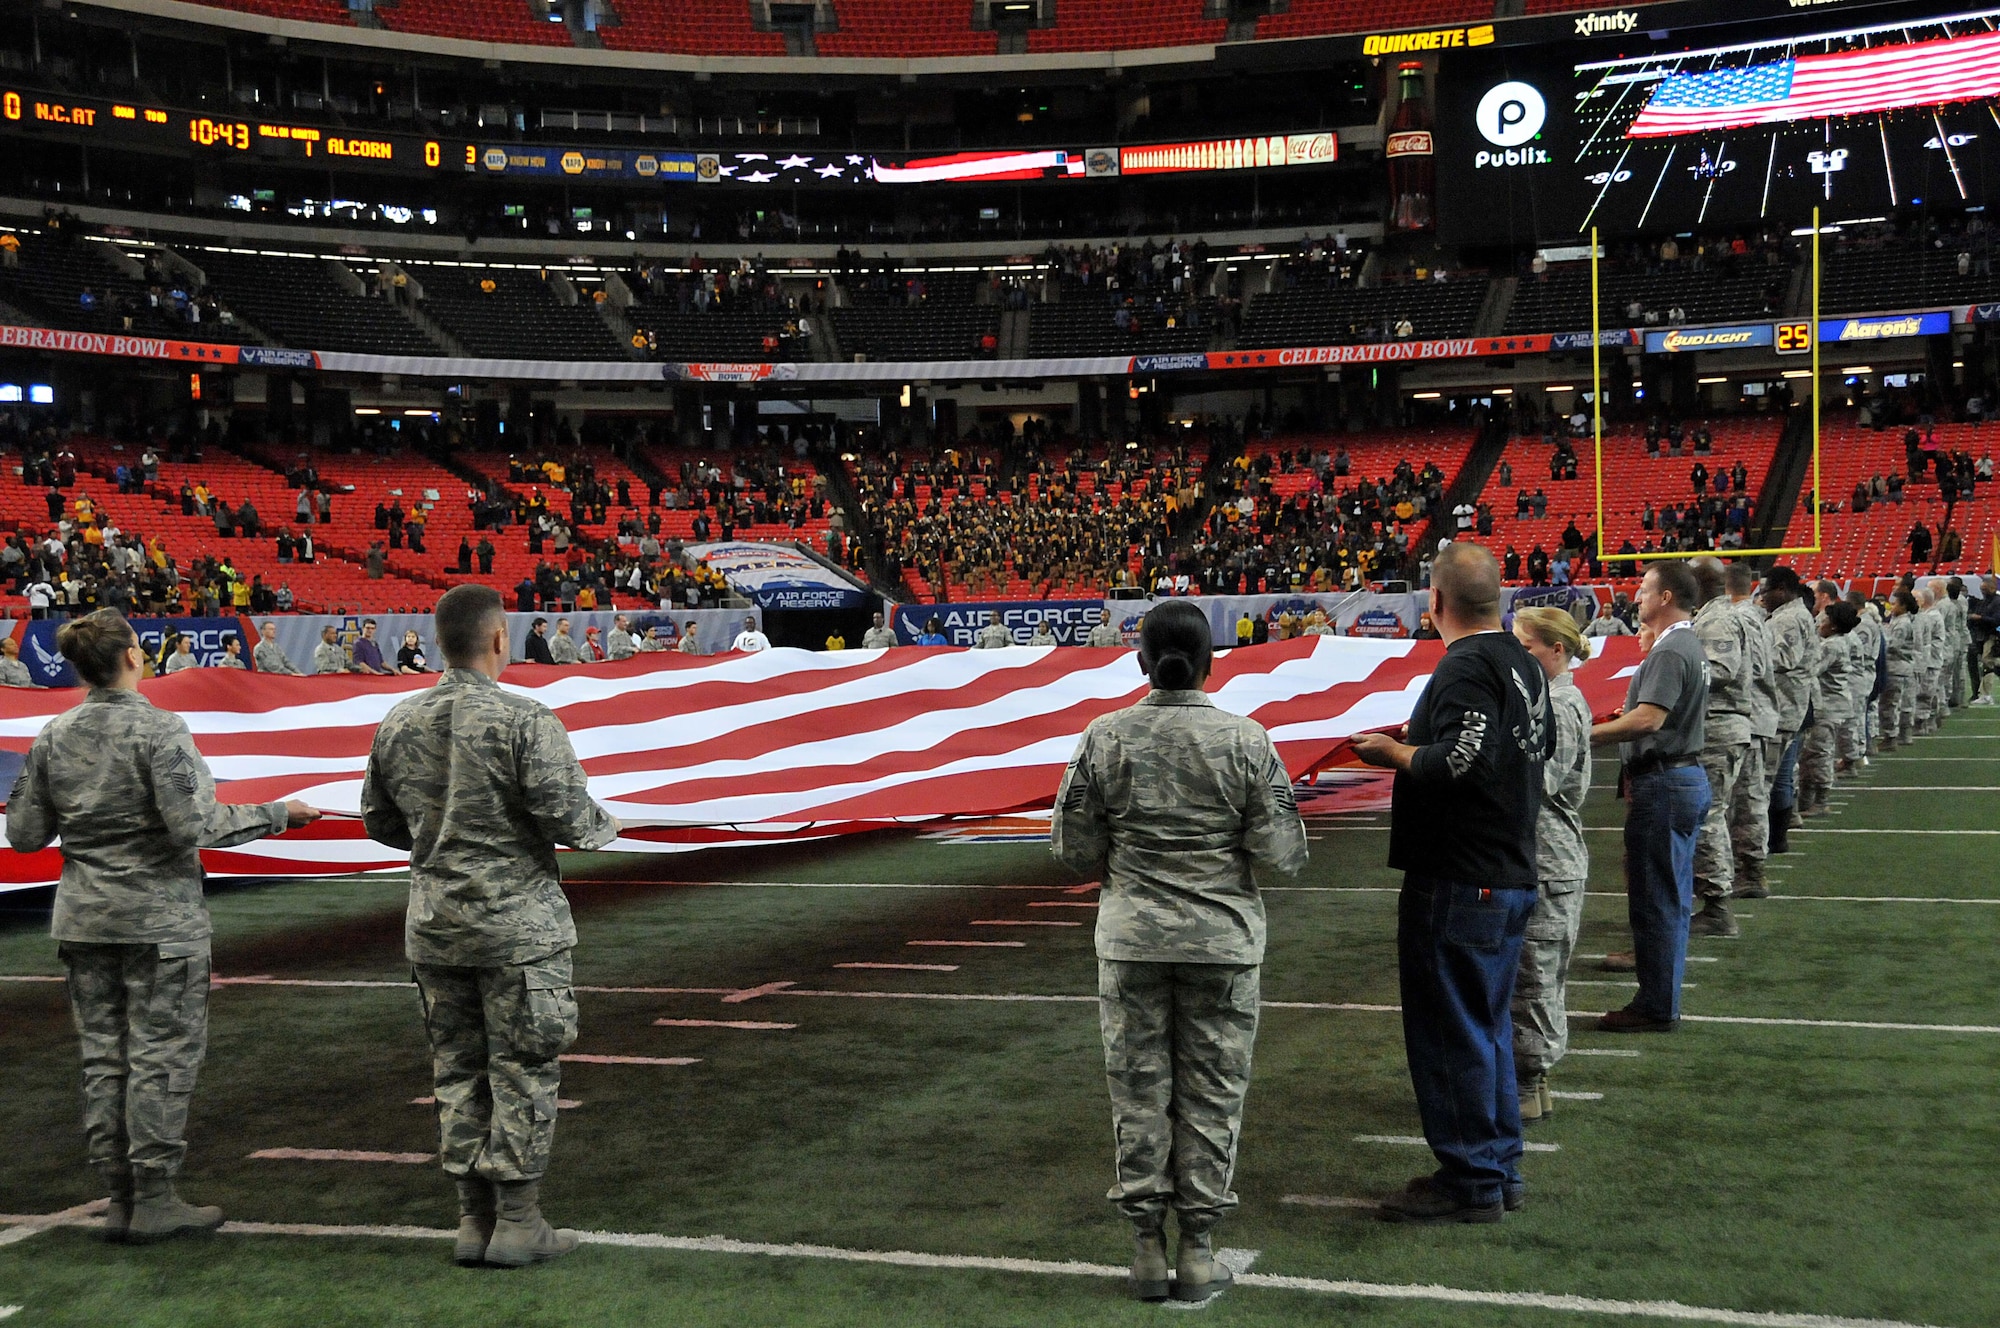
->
xmin=1643 ymin=323 xmax=1776 ymax=353
xmin=1362 ymin=24 xmax=1495 ymax=55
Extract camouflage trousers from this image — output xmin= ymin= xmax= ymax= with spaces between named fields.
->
xmin=59 ymin=941 xmax=210 ymax=1179
xmin=1098 ymin=959 xmax=1259 ymax=1232
xmin=1800 ymin=715 xmax=1840 ymax=804
xmin=1927 ymin=667 xmax=1951 ymax=725
xmin=1694 ymin=742 xmax=1749 ymax=898
xmin=1839 ymin=704 xmax=1868 ymax=762
xmin=1948 ymin=650 xmax=1970 ymax=707
xmin=1728 ymin=736 xmax=1779 ymax=866
xmin=1879 ymin=676 xmax=1910 ymax=746
xmin=1511 ymin=879 xmax=1584 ymax=1079
xmin=414 ymin=951 xmax=579 ymax=1183
xmin=1916 ymin=671 xmax=1942 ymax=729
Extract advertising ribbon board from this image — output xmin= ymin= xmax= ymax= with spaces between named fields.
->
xmin=687 ymin=542 xmax=869 ymax=611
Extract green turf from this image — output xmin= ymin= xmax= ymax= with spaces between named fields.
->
xmin=2 ymin=717 xmax=1997 ymax=1327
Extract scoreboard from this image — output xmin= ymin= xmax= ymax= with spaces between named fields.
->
xmin=2 ymin=87 xmax=467 ymax=175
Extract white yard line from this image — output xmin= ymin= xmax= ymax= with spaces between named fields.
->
xmin=247 ymin=1148 xmax=431 ymax=1164
xmin=7 ymin=1209 xmax=1940 ymax=1328
xmin=0 ymin=1199 xmax=104 ymax=1248
xmin=411 ymin=1096 xmax=579 ymax=1109
xmin=1583 ymin=954 xmax=1717 ymax=963
xmin=1355 ymin=1134 xmax=1561 ymax=1153
xmin=653 ymin=1019 xmax=796 ymax=1031
xmin=1793 ymin=829 xmax=2000 ymax=835
xmin=561 ymin=1054 xmax=700 ymax=1066
xmin=907 ymin=941 xmax=1027 ymax=948
xmin=1280 ymin=1195 xmax=1379 ymax=1210
xmin=968 ymin=920 xmax=1083 ymax=927
xmin=1567 ymin=1048 xmax=1642 ymax=1057
xmin=833 ymin=963 xmax=960 ymax=972
xmin=1550 ymin=1092 xmax=1605 ymax=1101
xmin=1026 ymin=902 xmax=1099 ymax=909
xmin=1824 ymin=787 xmax=2000 ymax=791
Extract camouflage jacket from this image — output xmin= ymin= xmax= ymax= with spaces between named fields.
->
xmin=1731 ymin=598 xmax=1779 ymax=740
xmin=1885 ymin=611 xmax=1919 ymax=677
xmin=312 ymin=641 xmax=348 ymax=675
xmin=1535 ymin=671 xmax=1593 ymax=887
xmin=253 ymin=641 xmax=303 ymax=675
xmin=606 ymin=628 xmax=638 ymax=660
xmin=1051 ymin=689 xmax=1308 ymax=965
xmin=861 ymin=626 xmax=898 ymax=649
xmin=0 ymin=657 xmax=34 ymax=687
xmin=7 ymin=688 xmax=287 ymax=944
xmin=549 ymin=633 xmax=582 ymax=665
xmin=1694 ymin=595 xmax=1752 ymax=744
xmin=360 ymin=667 xmax=618 ymax=967
xmin=974 ymin=624 xmax=1012 ymax=649
xmin=1086 ymin=623 xmax=1123 ymax=648
xmin=1767 ymin=597 xmax=1820 ymax=732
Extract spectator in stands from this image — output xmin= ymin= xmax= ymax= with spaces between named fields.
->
xmin=549 ymin=620 xmax=582 ymax=666
xmin=253 ymin=622 xmax=302 ymax=676
xmin=366 ymin=544 xmax=387 ymax=580
xmin=0 ymin=637 xmax=36 ymax=687
xmin=1527 ymin=545 xmax=1551 ymax=587
xmin=351 ymin=621 xmax=396 ymax=676
xmin=1530 ymin=489 xmax=1548 ymax=518
xmin=275 ymin=585 xmax=294 ymax=612
xmin=1908 ymin=521 xmax=1934 ymax=566
xmin=457 ymin=539 xmax=473 ymax=575
xmin=313 ymin=627 xmax=353 ymax=676
xmin=237 ymin=500 xmax=260 ymax=540
xmin=1503 ymin=547 xmax=1522 ymax=582
xmin=164 ymin=637 xmax=201 ymax=674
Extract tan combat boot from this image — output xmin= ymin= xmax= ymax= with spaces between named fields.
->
xmin=454 ymin=1176 xmax=496 ymax=1267
xmin=126 ymin=1170 xmax=224 ymax=1244
xmin=100 ymin=1166 xmax=133 ymax=1244
xmin=485 ymin=1180 xmax=579 ymax=1268
xmin=1129 ymin=1219 xmax=1169 ymax=1301
xmin=1172 ymin=1227 xmax=1233 ymax=1303
xmin=1518 ymin=1072 xmax=1547 ymax=1124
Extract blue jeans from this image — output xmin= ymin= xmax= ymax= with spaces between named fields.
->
xmin=1397 ymin=875 xmax=1537 ymax=1205
xmin=1769 ymin=727 xmax=1805 ymax=812
xmin=1623 ymin=766 xmax=1711 ymax=1021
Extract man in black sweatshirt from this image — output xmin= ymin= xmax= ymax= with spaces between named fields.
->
xmin=1353 ymin=542 xmax=1552 ymax=1224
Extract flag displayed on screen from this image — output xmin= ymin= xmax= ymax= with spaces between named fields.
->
xmin=1626 ymin=31 xmax=2000 ymax=137
xmin=0 ymin=636 xmax=1642 ymax=888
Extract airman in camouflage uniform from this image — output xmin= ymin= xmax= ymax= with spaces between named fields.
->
xmin=974 ymin=614 xmax=1013 ymax=649
xmin=360 ymin=611 xmax=618 ymax=1269
xmin=7 ymin=620 xmax=303 ymax=1244
xmin=861 ymin=613 xmax=898 ymax=650
xmin=1726 ymin=570 xmax=1779 ymax=897
xmin=1512 ymin=659 xmax=1591 ymax=1115
xmin=1913 ymin=587 xmax=1944 ymax=733
xmin=1843 ymin=595 xmax=1884 ymax=761
xmin=1763 ymin=578 xmax=1820 ymax=847
xmin=1052 ymin=687 xmax=1307 ymax=1301
xmin=1939 ymin=579 xmax=1971 ymax=712
xmin=1800 ymin=603 xmax=1861 ymax=815
xmin=311 ymin=626 xmax=350 ymax=675
xmin=0 ymin=644 xmax=35 ymax=687
xmin=253 ymin=622 xmax=303 ymax=676
xmin=1689 ymin=563 xmax=1751 ymax=935
xmin=1087 ymin=619 xmax=1125 ymax=648
xmin=1882 ymin=593 xmax=1919 ymax=749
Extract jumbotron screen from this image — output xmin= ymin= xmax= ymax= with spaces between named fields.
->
xmin=1437 ymin=5 xmax=2000 ymax=242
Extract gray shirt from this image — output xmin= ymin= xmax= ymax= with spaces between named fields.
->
xmin=164 ymin=652 xmax=201 ymax=673
xmin=1622 ymin=621 xmax=1708 ymax=763
xmin=606 ymin=628 xmax=638 ymax=661
xmin=1087 ymin=622 xmax=1124 ymax=648
xmin=861 ymin=626 xmax=898 ymax=650
xmin=7 ymin=689 xmax=287 ymax=945
xmin=1051 ymin=690 xmax=1309 ymax=965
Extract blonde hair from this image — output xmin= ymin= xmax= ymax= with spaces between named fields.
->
xmin=1514 ymin=605 xmax=1591 ymax=662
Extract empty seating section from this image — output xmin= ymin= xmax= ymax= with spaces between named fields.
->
xmin=834 ymin=297 xmax=998 ymax=362
xmin=1811 ymin=420 xmax=1993 ymax=577
xmin=1257 ymin=0 xmax=1488 ymax=38
xmin=184 ymin=0 xmax=356 ymax=21
xmin=193 ymin=251 xmax=443 ymax=356
xmin=377 ymin=0 xmax=574 ymax=45
xmin=175 ymin=0 xmax=1524 ymax=49
xmin=1238 ymin=280 xmax=1485 ymax=348
xmin=1027 ymin=295 xmax=1213 ymax=358
xmin=818 ymin=0 xmax=994 ymax=56
xmin=630 ymin=309 xmax=804 ymax=362
xmin=420 ymin=274 xmax=627 ymax=360
xmin=1026 ymin=0 xmax=1223 ymax=51
xmin=1819 ymin=247 xmax=2000 ymax=316
xmin=1465 ymin=420 xmax=1782 ymax=568
xmin=0 ymin=238 xmax=254 ymax=344
xmin=598 ymin=0 xmax=787 ymax=54
xmin=1504 ymin=264 xmax=1783 ymax=334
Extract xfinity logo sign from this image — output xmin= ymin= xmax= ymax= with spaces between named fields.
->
xmin=1473 ymin=81 xmax=1550 ymax=169
xmin=1574 ymin=10 xmax=1638 ymax=35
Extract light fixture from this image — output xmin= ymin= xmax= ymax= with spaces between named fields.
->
xmin=1490 ymin=387 xmax=1513 ymax=395
xmin=1781 ymin=370 xmax=1812 ymax=379
xmin=403 ymin=409 xmax=436 ymax=417
xmin=354 ymin=407 xmax=382 ymax=415
xmin=1697 ymin=376 xmax=1728 ymax=385
xmin=1543 ymin=384 xmax=1575 ymax=392
xmin=1840 ymin=366 xmax=1873 ymax=375
xmin=1411 ymin=391 xmax=1442 ymax=400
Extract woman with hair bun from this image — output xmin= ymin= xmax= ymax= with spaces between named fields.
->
xmin=6 ymin=609 xmax=319 ymax=1245
xmin=1508 ymin=606 xmax=1593 ymax=1123
xmin=1051 ymin=598 xmax=1308 ymax=1305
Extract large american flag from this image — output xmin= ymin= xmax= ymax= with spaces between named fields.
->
xmin=1626 ymin=31 xmax=2000 ymax=138
xmin=0 ymin=637 xmax=1643 ymax=889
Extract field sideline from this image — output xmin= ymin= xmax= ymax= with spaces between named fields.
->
xmin=0 ymin=713 xmax=1996 ymax=1328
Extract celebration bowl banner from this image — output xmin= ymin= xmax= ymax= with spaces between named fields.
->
xmin=0 ymin=636 xmax=1643 ymax=890
xmin=686 ymin=541 xmax=870 ymax=610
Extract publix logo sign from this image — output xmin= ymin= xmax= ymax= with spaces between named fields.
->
xmin=1473 ymin=82 xmax=1550 ymax=170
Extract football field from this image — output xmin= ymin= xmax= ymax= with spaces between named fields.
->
xmin=1 ymin=710 xmax=1996 ymax=1328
